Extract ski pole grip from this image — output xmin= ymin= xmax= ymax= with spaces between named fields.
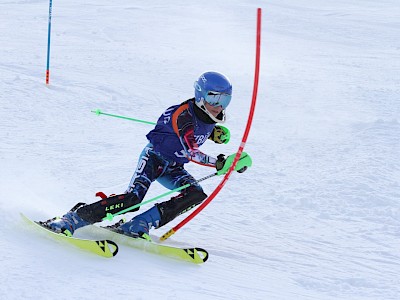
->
xmin=160 ymin=228 xmax=175 ymax=241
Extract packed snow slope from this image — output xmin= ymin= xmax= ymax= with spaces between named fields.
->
xmin=1 ymin=0 xmax=399 ymax=299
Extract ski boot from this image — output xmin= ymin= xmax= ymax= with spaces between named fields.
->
xmin=42 ymin=203 xmax=90 ymax=236
xmin=115 ymin=206 xmax=161 ymax=241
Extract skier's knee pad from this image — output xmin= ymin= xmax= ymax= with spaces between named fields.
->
xmin=156 ymin=188 xmax=207 ymax=227
xmin=76 ymin=193 xmax=141 ymax=223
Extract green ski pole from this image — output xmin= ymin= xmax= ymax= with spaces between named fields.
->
xmin=91 ymin=109 xmax=156 ymax=125
xmin=102 ymin=172 xmax=218 ymax=221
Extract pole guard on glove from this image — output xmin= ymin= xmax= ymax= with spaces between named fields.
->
xmin=216 ymin=152 xmax=252 ymax=175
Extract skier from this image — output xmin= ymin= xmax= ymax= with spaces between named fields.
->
xmin=43 ymin=71 xmax=251 ymax=240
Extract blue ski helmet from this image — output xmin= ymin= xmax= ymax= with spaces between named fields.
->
xmin=194 ymin=71 xmax=232 ymax=123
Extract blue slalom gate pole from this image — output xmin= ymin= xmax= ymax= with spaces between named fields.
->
xmin=46 ymin=0 xmax=53 ymax=85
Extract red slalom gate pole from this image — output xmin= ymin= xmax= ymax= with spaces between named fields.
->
xmin=160 ymin=8 xmax=262 ymax=241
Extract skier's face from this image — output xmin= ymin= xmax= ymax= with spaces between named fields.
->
xmin=204 ymin=102 xmax=223 ymax=117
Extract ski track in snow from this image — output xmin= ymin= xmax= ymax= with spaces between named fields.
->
xmin=1 ymin=0 xmax=399 ymax=299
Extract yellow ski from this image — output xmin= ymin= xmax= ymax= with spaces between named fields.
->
xmin=21 ymin=213 xmax=118 ymax=258
xmin=88 ymin=225 xmax=208 ymax=264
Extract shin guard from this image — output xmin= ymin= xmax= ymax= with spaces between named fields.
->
xmin=76 ymin=193 xmax=141 ymax=223
xmin=156 ymin=189 xmax=207 ymax=227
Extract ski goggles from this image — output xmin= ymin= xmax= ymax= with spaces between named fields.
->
xmin=204 ymin=91 xmax=232 ymax=109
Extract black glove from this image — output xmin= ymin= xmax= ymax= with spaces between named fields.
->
xmin=215 ymin=154 xmax=226 ymax=171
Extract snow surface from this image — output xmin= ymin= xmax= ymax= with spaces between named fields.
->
xmin=1 ymin=0 xmax=400 ymax=299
